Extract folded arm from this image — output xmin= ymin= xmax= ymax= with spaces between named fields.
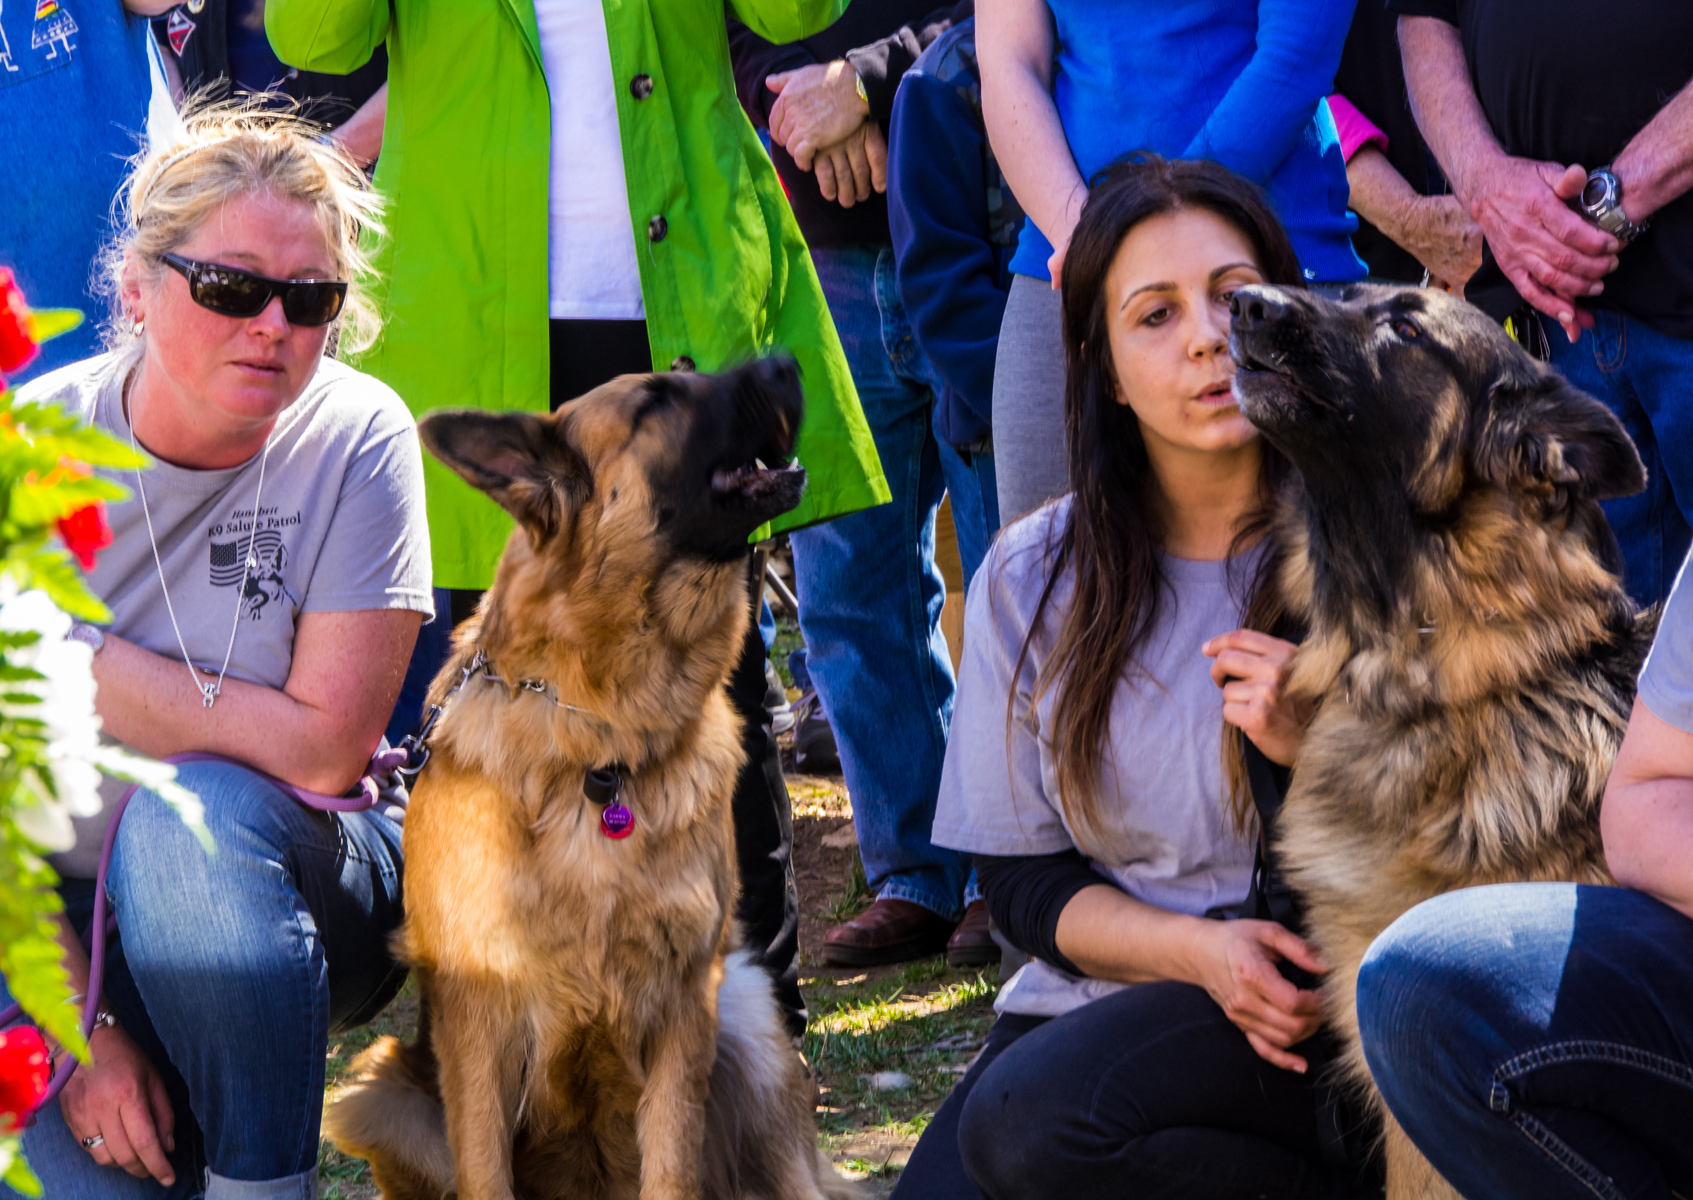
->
xmin=92 ymin=607 xmax=420 ymax=796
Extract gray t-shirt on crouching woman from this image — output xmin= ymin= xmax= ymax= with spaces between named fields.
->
xmin=933 ymin=498 xmax=1258 ymax=1017
xmin=18 ymin=350 xmax=435 ymax=877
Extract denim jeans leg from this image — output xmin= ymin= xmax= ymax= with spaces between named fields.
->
xmin=1546 ymin=315 xmax=1674 ymax=605
xmin=937 ymin=442 xmax=999 ymax=590
xmin=791 ymin=245 xmax=968 ymax=920
xmin=1609 ymin=314 xmax=1693 ymax=602
xmin=1359 ymin=883 xmax=1693 ymax=1199
xmin=115 ymin=762 xmax=403 ymax=1194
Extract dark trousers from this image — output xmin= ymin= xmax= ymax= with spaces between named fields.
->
xmin=390 ymin=319 xmax=804 ymax=1035
xmin=893 ymin=982 xmax=1381 ymax=1200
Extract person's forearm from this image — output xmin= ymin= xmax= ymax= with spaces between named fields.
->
xmin=1399 ymin=16 xmax=1504 ymax=210
xmin=1613 ymin=78 xmax=1693 ymax=223
xmin=978 ymin=0 xmax=1085 ymax=260
xmin=91 ymin=636 xmax=376 ymax=794
xmin=122 ymin=0 xmax=175 ymax=15
xmin=329 ymin=83 xmax=386 ymax=168
xmin=1053 ymin=883 xmax=1218 ymax=986
xmin=1345 ymin=145 xmax=1424 ymax=254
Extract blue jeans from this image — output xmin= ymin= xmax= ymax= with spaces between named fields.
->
xmin=2 ymin=762 xmax=406 ymax=1200
xmin=1546 ymin=311 xmax=1693 ymax=606
xmin=1358 ymin=883 xmax=1693 ymax=1199
xmin=792 ymin=245 xmax=998 ymax=920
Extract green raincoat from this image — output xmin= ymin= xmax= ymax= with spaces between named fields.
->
xmin=267 ymin=0 xmax=889 ymax=590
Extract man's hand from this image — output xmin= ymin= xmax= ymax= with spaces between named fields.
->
xmin=766 ymin=60 xmax=871 ymax=171
xmin=1464 ymin=156 xmax=1620 ymax=342
xmin=1399 ymin=194 xmax=1484 ymax=294
xmin=60 ymin=1025 xmax=176 ymax=1187
xmin=812 ymin=119 xmax=887 ymax=209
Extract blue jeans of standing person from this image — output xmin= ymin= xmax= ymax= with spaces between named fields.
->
xmin=1546 ymin=311 xmax=1693 ymax=607
xmin=792 ymin=245 xmax=998 ymax=921
xmin=2 ymin=761 xmax=407 ymax=1200
xmin=1358 ymin=883 xmax=1693 ymax=1199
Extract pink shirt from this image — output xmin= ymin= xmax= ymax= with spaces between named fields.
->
xmin=1327 ymin=94 xmax=1389 ymax=163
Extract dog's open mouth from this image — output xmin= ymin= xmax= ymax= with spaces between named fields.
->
xmin=711 ymin=455 xmax=806 ymax=505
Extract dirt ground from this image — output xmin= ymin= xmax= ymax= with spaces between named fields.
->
xmin=317 ymin=764 xmax=998 ymax=1199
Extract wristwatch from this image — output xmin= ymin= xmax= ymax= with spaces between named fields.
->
xmin=68 ymin=622 xmax=106 ymax=656
xmin=1579 ymin=167 xmax=1650 ymax=244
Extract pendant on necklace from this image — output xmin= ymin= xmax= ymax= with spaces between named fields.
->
xmin=200 ymin=683 xmax=219 ymax=709
xmin=600 ymin=802 xmax=634 ymax=839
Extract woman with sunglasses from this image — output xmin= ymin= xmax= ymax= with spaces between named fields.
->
xmin=3 ymin=108 xmax=432 ymax=1200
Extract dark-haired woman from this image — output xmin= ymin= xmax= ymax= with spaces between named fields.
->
xmin=890 ymin=156 xmax=1378 ymax=1200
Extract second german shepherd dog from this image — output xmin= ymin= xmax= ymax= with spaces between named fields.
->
xmin=1230 ymin=284 xmax=1654 ymax=1199
xmin=323 ymin=358 xmax=854 ymax=1200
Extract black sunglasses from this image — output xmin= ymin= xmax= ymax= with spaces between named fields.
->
xmin=161 ymin=253 xmax=348 ymax=327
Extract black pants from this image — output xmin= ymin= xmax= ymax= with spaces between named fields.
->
xmin=548 ymin=318 xmax=804 ymax=1034
xmin=892 ymin=982 xmax=1382 ymax=1200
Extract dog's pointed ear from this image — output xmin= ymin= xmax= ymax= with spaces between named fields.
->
xmin=1474 ymin=365 xmax=1645 ymax=503
xmin=418 ymin=410 xmax=591 ymax=540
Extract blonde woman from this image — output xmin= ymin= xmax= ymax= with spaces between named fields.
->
xmin=1 ymin=110 xmax=432 ymax=1199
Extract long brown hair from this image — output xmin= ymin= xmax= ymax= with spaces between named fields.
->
xmin=1015 ymin=155 xmax=1303 ymax=849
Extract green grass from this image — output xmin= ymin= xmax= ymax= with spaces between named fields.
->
xmin=317 ymin=980 xmax=418 ymax=1199
xmin=804 ymin=959 xmax=999 ymax=1149
xmin=823 ymin=854 xmax=874 ymax=925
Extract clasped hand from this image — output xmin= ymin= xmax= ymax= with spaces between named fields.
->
xmin=1464 ymin=157 xmax=1621 ymax=343
xmin=766 ymin=63 xmax=887 ymax=208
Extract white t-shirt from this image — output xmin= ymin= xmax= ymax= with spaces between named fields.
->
xmin=18 ymin=351 xmax=435 ymax=876
xmin=933 ymin=499 xmax=1258 ymax=1017
xmin=534 ymin=0 xmax=645 ymax=320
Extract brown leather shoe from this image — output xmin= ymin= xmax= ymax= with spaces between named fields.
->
xmin=945 ymin=899 xmax=999 ymax=968
xmin=821 ymin=898 xmax=955 ymax=966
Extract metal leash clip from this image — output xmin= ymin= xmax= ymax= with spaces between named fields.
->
xmin=396 ymin=651 xmax=487 ymax=781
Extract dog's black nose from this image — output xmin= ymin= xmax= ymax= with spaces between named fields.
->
xmin=1230 ymin=286 xmax=1293 ymax=330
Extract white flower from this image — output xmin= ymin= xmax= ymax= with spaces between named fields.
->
xmin=0 ymin=589 xmax=203 ymax=852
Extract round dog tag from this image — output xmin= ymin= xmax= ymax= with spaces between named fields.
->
xmin=601 ymin=802 xmax=634 ymax=839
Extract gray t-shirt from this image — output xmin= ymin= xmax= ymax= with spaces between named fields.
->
xmin=1640 ymin=550 xmax=1693 ymax=730
xmin=934 ymin=499 xmax=1257 ymax=1016
xmin=19 ymin=351 xmax=434 ymax=875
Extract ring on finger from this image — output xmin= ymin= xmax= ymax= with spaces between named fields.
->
xmin=81 ymin=1133 xmax=105 ymax=1149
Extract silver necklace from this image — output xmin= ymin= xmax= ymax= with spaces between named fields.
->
xmin=122 ymin=377 xmax=273 ymax=708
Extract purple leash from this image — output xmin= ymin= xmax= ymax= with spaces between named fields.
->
xmin=0 ymin=746 xmax=408 ymax=1113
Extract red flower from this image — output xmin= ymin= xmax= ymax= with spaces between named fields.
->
xmin=0 ymin=1026 xmax=51 ymax=1133
xmin=58 ymin=501 xmax=113 ymax=571
xmin=0 ymin=268 xmax=37 ymax=378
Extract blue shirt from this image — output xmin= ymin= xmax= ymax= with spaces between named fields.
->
xmin=1013 ymin=0 xmax=1365 ymax=285
xmin=0 ymin=1 xmax=155 ymax=382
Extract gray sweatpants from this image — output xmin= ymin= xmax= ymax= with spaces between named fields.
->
xmin=991 ymin=273 xmax=1069 ymax=528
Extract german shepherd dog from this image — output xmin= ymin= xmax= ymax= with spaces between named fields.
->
xmin=1229 ymin=284 xmax=1654 ymax=1199
xmin=323 ymin=358 xmax=855 ymax=1200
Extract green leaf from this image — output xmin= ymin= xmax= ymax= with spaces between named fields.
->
xmin=1 ymin=1135 xmax=44 ymax=1197
xmin=22 ymin=308 xmax=82 ymax=347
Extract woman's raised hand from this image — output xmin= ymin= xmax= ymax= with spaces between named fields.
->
xmin=1196 ymin=919 xmax=1328 ymax=1073
xmin=1204 ymin=629 xmax=1309 ymax=766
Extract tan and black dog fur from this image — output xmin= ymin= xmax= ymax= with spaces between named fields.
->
xmin=322 ymin=359 xmax=855 ymax=1200
xmin=1230 ymin=284 xmax=1654 ymax=1199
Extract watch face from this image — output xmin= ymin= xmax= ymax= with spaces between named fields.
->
xmin=1583 ymin=175 xmax=1613 ymax=209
